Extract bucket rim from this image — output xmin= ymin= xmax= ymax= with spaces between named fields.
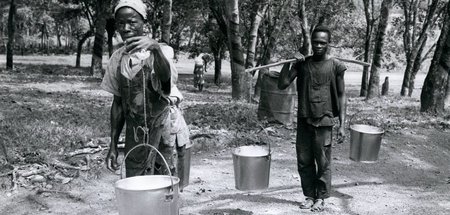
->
xmin=232 ymin=145 xmax=271 ymax=157
xmin=350 ymin=124 xmax=384 ymax=135
xmin=115 ymin=175 xmax=180 ymax=191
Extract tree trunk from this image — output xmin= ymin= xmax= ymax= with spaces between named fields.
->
xmin=245 ymin=0 xmax=268 ymax=69
xmin=209 ymin=0 xmax=229 ymax=86
xmin=298 ymin=0 xmax=312 ymax=56
xmin=76 ymin=30 xmax=93 ymax=68
xmin=6 ymin=0 xmax=15 ymax=70
xmin=360 ymin=0 xmax=374 ymax=97
xmin=214 ymin=50 xmax=223 ymax=85
xmin=420 ymin=3 xmax=450 ymax=114
xmin=366 ymin=0 xmax=394 ymax=99
xmin=225 ymin=0 xmax=252 ymax=101
xmin=161 ymin=0 xmax=172 ymax=44
xmin=106 ymin=18 xmax=115 ymax=57
xmin=56 ymin=26 xmax=62 ymax=47
xmin=408 ymin=36 xmax=427 ymax=97
xmin=401 ymin=0 xmax=440 ymax=96
xmin=90 ymin=0 xmax=110 ymax=78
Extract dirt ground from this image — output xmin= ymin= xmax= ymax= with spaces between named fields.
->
xmin=0 ymin=57 xmax=449 ymax=215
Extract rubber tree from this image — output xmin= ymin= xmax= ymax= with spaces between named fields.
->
xmin=366 ymin=0 xmax=394 ymax=99
xmin=360 ymin=0 xmax=376 ymax=97
xmin=224 ymin=0 xmax=252 ymax=101
xmin=90 ymin=0 xmax=111 ymax=78
xmin=6 ymin=0 xmax=16 ymax=70
xmin=161 ymin=0 xmax=172 ymax=44
xmin=209 ymin=0 xmax=229 ymax=85
xmin=205 ymin=14 xmax=227 ymax=85
xmin=420 ymin=2 xmax=450 ymax=114
xmin=400 ymin=0 xmax=443 ymax=97
xmin=74 ymin=0 xmax=95 ymax=67
xmin=245 ymin=0 xmax=269 ymax=69
xmin=106 ymin=18 xmax=115 ymax=57
xmin=298 ymin=0 xmax=312 ymax=56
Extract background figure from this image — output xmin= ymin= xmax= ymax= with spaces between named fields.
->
xmin=193 ymin=52 xmax=212 ymax=91
xmin=382 ymin=76 xmax=389 ymax=96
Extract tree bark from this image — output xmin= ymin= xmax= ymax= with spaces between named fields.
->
xmin=209 ymin=0 xmax=229 ymax=86
xmin=106 ymin=18 xmax=115 ymax=57
xmin=76 ymin=30 xmax=93 ymax=68
xmin=366 ymin=0 xmax=394 ymax=99
xmin=161 ymin=0 xmax=172 ymax=44
xmin=6 ymin=0 xmax=15 ymax=70
xmin=420 ymin=3 xmax=450 ymax=114
xmin=298 ymin=0 xmax=312 ymax=56
xmin=360 ymin=0 xmax=374 ymax=97
xmin=90 ymin=0 xmax=110 ymax=78
xmin=245 ymin=0 xmax=268 ymax=69
xmin=225 ymin=0 xmax=252 ymax=101
xmin=214 ymin=50 xmax=223 ymax=85
xmin=408 ymin=35 xmax=427 ymax=96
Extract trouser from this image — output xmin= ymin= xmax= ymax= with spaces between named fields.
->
xmin=296 ymin=121 xmax=332 ymax=199
xmin=125 ymin=141 xmax=176 ymax=177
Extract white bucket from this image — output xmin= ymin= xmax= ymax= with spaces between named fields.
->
xmin=115 ymin=175 xmax=180 ymax=215
xmin=114 ymin=144 xmax=180 ymax=215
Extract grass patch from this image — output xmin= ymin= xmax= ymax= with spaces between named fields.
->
xmin=0 ymin=87 xmax=109 ymax=165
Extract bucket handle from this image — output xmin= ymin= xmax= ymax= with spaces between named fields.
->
xmin=257 ymin=125 xmax=272 ymax=156
xmin=120 ymin=143 xmax=175 ymax=201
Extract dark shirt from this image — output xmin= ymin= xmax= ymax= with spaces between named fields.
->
xmin=294 ymin=57 xmax=346 ymax=126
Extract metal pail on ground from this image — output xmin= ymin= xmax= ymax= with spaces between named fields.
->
xmin=232 ymin=145 xmax=271 ymax=191
xmin=178 ymin=146 xmax=191 ymax=190
xmin=349 ymin=124 xmax=384 ymax=162
xmin=115 ymin=144 xmax=180 ymax=215
xmin=115 ymin=175 xmax=180 ymax=215
xmin=257 ymin=71 xmax=296 ymax=124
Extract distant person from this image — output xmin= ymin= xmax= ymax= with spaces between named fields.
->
xmin=193 ymin=52 xmax=211 ymax=90
xmin=381 ymin=76 xmax=389 ymax=96
xmin=101 ymin=0 xmax=190 ymax=180
xmin=278 ymin=26 xmax=347 ymax=212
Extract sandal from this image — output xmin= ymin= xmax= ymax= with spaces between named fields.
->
xmin=299 ymin=198 xmax=315 ymax=209
xmin=311 ymin=199 xmax=325 ymax=212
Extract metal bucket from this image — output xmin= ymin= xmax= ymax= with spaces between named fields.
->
xmin=349 ymin=124 xmax=384 ymax=162
xmin=178 ymin=146 xmax=191 ymax=191
xmin=115 ymin=144 xmax=180 ymax=215
xmin=257 ymin=71 xmax=297 ymax=124
xmin=232 ymin=145 xmax=271 ymax=191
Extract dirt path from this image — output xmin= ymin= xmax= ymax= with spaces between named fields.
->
xmin=1 ymin=125 xmax=449 ymax=215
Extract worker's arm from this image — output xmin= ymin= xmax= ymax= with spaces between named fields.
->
xmin=278 ymin=54 xmax=304 ymax=90
xmin=336 ymin=69 xmax=347 ymax=143
xmin=106 ymin=95 xmax=125 ymax=172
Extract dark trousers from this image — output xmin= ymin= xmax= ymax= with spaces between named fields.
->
xmin=296 ymin=121 xmax=332 ymax=199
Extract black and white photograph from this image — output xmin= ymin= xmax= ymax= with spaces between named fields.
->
xmin=0 ymin=0 xmax=449 ymax=214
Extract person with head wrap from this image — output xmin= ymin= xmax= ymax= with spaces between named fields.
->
xmin=101 ymin=0 xmax=191 ymax=185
